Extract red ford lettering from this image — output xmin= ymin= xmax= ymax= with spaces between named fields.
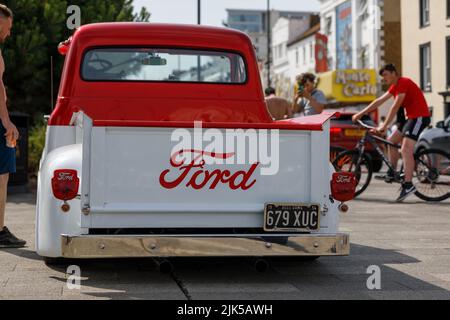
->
xmin=159 ymin=149 xmax=259 ymax=190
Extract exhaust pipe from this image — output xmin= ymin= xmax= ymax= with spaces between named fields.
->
xmin=153 ymin=258 xmax=174 ymax=274
xmin=253 ymin=258 xmax=269 ymax=273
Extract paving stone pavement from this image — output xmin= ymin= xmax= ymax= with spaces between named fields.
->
xmin=0 ymin=179 xmax=449 ymax=300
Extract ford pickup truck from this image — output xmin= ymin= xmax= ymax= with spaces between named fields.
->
xmin=36 ymin=23 xmax=355 ymax=262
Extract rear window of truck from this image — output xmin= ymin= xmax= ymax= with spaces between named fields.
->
xmin=81 ymin=48 xmax=247 ymax=84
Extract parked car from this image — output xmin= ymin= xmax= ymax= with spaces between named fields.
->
xmin=330 ymin=113 xmax=384 ymax=172
xmin=36 ymin=23 xmax=355 ymax=263
xmin=416 ymin=116 xmax=450 ymax=154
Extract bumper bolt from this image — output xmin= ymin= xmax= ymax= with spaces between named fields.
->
xmin=61 ymin=202 xmax=70 ymax=213
xmin=339 ymin=203 xmax=349 ymax=213
xmin=265 ymin=242 xmax=272 ymax=248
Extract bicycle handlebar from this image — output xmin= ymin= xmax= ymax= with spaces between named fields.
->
xmin=356 ymin=119 xmax=377 ymax=131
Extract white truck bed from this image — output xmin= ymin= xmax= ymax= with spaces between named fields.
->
xmin=36 ymin=112 xmax=349 ymax=258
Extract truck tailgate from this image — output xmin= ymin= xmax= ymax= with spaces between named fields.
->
xmin=77 ymin=115 xmax=332 ymax=229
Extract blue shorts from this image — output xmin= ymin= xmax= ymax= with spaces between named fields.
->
xmin=0 ymin=123 xmax=16 ymax=175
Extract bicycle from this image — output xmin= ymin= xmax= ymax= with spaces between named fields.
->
xmin=332 ymin=120 xmax=450 ymax=202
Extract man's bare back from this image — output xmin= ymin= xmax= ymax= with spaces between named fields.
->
xmin=0 ymin=49 xmax=4 ymax=77
xmin=265 ymin=96 xmax=293 ymax=120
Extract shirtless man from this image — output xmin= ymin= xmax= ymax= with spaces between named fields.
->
xmin=264 ymin=87 xmax=293 ymax=120
xmin=0 ymin=4 xmax=26 ymax=248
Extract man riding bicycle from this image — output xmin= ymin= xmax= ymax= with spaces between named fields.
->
xmin=353 ymin=63 xmax=431 ymax=202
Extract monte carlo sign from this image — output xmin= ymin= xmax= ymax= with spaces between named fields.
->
xmin=318 ymin=69 xmax=378 ymax=103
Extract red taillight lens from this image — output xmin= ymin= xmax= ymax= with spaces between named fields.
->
xmin=330 ymin=172 xmax=357 ymax=202
xmin=330 ymin=127 xmax=342 ymax=134
xmin=58 ymin=43 xmax=69 ymax=56
xmin=52 ymin=170 xmax=79 ymax=201
xmin=57 ymin=38 xmax=71 ymax=56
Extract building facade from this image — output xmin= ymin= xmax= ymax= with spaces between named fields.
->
xmin=287 ymin=23 xmax=321 ymax=85
xmin=271 ymin=17 xmax=317 ymax=98
xmin=318 ymin=0 xmax=401 ymax=72
xmin=226 ymin=9 xmax=316 ymax=88
xmin=401 ymin=0 xmax=450 ymax=123
xmin=318 ymin=0 xmax=402 ymax=118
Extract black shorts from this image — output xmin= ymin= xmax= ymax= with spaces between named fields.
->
xmin=396 ymin=120 xmax=406 ymax=132
xmin=402 ymin=117 xmax=431 ymax=141
xmin=396 ymin=107 xmax=406 ymax=131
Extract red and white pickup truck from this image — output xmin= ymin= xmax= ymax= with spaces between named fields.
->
xmin=36 ymin=23 xmax=355 ymax=261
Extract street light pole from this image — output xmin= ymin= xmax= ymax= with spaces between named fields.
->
xmin=267 ymin=0 xmax=271 ymax=88
xmin=197 ymin=0 xmax=201 ymax=25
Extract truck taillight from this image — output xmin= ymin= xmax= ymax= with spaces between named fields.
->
xmin=330 ymin=172 xmax=357 ymax=202
xmin=51 ymin=170 xmax=79 ymax=201
xmin=58 ymin=37 xmax=72 ymax=56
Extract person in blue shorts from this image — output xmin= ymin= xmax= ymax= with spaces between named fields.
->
xmin=0 ymin=4 xmax=26 ymax=248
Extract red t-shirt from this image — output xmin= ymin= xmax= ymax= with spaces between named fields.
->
xmin=388 ymin=77 xmax=430 ymax=119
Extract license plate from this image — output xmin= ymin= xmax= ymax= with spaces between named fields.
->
xmin=345 ymin=129 xmax=365 ymax=137
xmin=264 ymin=203 xmax=320 ymax=232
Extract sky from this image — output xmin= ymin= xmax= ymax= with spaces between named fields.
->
xmin=132 ymin=0 xmax=321 ymax=26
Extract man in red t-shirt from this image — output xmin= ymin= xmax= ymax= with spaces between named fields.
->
xmin=353 ymin=64 xmax=431 ymax=202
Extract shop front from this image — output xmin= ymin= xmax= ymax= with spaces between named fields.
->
xmin=317 ymin=69 xmax=379 ymax=121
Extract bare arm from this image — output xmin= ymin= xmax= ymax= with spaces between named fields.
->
xmin=292 ymin=94 xmax=303 ymax=114
xmin=353 ymin=92 xmax=393 ymax=122
xmin=378 ymin=94 xmax=405 ymax=132
xmin=0 ymin=69 xmax=19 ymax=140
xmin=301 ymin=90 xmax=326 ymax=114
xmin=0 ymin=79 xmax=10 ymax=123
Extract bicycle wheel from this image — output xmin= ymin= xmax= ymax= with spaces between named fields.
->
xmin=332 ymin=150 xmax=373 ymax=197
xmin=413 ymin=148 xmax=450 ymax=202
xmin=330 ymin=146 xmax=346 ymax=163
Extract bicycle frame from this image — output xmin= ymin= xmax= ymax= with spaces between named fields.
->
xmin=339 ymin=121 xmax=450 ymax=201
xmin=354 ymin=131 xmax=401 ymax=175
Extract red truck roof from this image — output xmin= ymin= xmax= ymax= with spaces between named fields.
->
xmin=71 ymin=23 xmax=254 ymax=48
xmin=49 ymin=23 xmax=335 ymax=131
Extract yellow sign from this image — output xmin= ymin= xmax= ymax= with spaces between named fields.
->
xmin=317 ymin=69 xmax=378 ymax=103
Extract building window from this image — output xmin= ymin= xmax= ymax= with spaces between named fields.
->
xmin=420 ymin=43 xmax=432 ymax=92
xmin=447 ymin=0 xmax=450 ymax=18
xmin=420 ymin=0 xmax=430 ymax=27
xmin=325 ymin=16 xmax=332 ymax=36
xmin=447 ymin=37 xmax=450 ymax=88
xmin=303 ymin=46 xmax=306 ymax=64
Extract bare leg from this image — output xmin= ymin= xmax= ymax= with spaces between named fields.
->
xmin=0 ymin=173 xmax=9 ymax=230
xmin=401 ymin=138 xmax=417 ymax=183
xmin=388 ymin=130 xmax=403 ymax=171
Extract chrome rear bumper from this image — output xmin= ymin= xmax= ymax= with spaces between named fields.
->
xmin=61 ymin=234 xmax=350 ymax=258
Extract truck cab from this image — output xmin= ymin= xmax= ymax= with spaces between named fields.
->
xmin=36 ymin=23 xmax=354 ymax=260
